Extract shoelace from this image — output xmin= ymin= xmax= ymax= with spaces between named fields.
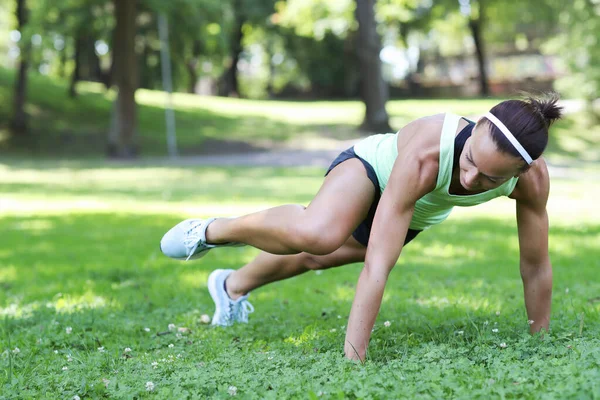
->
xmin=183 ymin=221 xmax=205 ymax=261
xmin=226 ymin=301 xmax=236 ymax=323
xmin=234 ymin=300 xmax=254 ymax=323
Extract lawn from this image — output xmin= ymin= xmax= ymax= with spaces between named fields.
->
xmin=1 ymin=160 xmax=599 ymax=399
xmin=1 ymin=68 xmax=599 ymax=398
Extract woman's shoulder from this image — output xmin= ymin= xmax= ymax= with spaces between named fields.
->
xmin=392 ymin=114 xmax=447 ymax=191
xmin=397 ymin=113 xmax=446 ymax=161
xmin=509 ymin=158 xmax=550 ymax=204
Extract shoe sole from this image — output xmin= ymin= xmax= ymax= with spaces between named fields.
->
xmin=159 ymin=243 xmax=211 ymax=261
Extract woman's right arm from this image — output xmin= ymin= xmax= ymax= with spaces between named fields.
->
xmin=344 ymin=122 xmax=439 ymax=360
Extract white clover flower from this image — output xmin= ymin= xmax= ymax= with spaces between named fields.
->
xmin=565 ymin=288 xmax=570 ymax=294
xmin=200 ymin=314 xmax=211 ymax=324
xmin=499 ymin=342 xmax=507 ymax=348
xmin=492 ymin=328 xmax=499 ymax=333
xmin=124 ymin=347 xmax=132 ymax=353
xmin=330 ymin=329 xmax=336 ymax=333
xmin=168 ymin=343 xmax=174 ymax=348
xmin=337 ymin=315 xmax=342 ymax=319
xmin=73 ymin=396 xmax=81 ymax=400
xmin=315 ymin=270 xmax=323 ymax=275
xmin=228 ymin=385 xmax=238 ymax=396
xmin=62 ymin=366 xmax=68 ymax=371
xmin=146 ymin=381 xmax=155 ymax=391
xmin=457 ymin=331 xmax=464 ymax=335
xmin=66 ymin=327 xmax=72 ymax=334
xmin=98 ymin=347 xmax=105 ymax=353
xmin=495 ymin=311 xmax=501 ymax=316
xmin=176 ymin=353 xmax=182 ymax=359
xmin=151 ymin=361 xmax=158 ymax=369
xmin=384 ymin=321 xmax=391 ymax=327
xmin=484 ymin=321 xmax=489 ymax=326
xmin=168 ymin=323 xmax=176 ymax=331
xmin=176 ymin=333 xmax=182 ymax=339
xmin=528 ymin=320 xmax=535 ymax=325
xmin=144 ymin=327 xmax=150 ymax=332
xmin=12 ymin=347 xmax=20 ymax=354
xmin=54 ymin=350 xmax=59 ymax=354
xmin=67 ymin=355 xmax=73 ymax=362
xmin=268 ymin=356 xmax=273 ymax=360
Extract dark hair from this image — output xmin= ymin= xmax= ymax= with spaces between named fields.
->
xmin=482 ymin=93 xmax=563 ymax=167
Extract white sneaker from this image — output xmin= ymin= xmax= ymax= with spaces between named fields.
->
xmin=207 ymin=269 xmax=254 ymax=326
xmin=160 ymin=218 xmax=243 ymax=261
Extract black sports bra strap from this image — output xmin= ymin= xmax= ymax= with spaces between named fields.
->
xmin=453 ymin=119 xmax=476 ymax=170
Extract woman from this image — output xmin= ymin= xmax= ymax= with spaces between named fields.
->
xmin=160 ymin=94 xmax=563 ymax=361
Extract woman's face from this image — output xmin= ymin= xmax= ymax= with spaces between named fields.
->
xmin=459 ymin=122 xmax=525 ymax=192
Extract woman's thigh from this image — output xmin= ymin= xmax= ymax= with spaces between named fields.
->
xmin=300 ymin=158 xmax=376 ymax=245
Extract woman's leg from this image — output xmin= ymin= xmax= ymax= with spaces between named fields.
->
xmin=205 ymin=158 xmax=374 ymax=256
xmin=225 ymin=235 xmax=367 ymax=300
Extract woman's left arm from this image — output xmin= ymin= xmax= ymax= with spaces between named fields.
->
xmin=512 ymin=159 xmax=552 ymax=333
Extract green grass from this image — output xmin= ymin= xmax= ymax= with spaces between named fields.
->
xmin=1 ymin=67 xmax=599 ymax=398
xmin=1 ymin=160 xmax=599 ymax=399
xmin=2 ymin=67 xmax=599 ymax=164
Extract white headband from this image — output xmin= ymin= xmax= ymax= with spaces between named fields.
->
xmin=485 ymin=112 xmax=533 ymax=165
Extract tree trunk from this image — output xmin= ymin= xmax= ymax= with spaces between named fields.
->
xmin=186 ymin=40 xmax=201 ymax=94
xmin=69 ymin=33 xmax=82 ymax=98
xmin=88 ymin=36 xmax=104 ymax=83
xmin=58 ymin=41 xmax=68 ymax=79
xmin=107 ymin=0 xmax=138 ymax=158
xmin=355 ymin=0 xmax=391 ymax=133
xmin=139 ymin=40 xmax=151 ymax=89
xmin=219 ymin=0 xmax=244 ymax=97
xmin=398 ymin=24 xmax=420 ymax=97
xmin=265 ymin=36 xmax=276 ymax=98
xmin=468 ymin=0 xmax=490 ymax=96
xmin=10 ymin=0 xmax=29 ymax=136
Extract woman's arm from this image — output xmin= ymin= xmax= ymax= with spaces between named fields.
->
xmin=344 ymin=124 xmax=439 ymax=360
xmin=512 ymin=159 xmax=553 ymax=333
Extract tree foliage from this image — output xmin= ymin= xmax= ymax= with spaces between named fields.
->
xmin=547 ymin=0 xmax=600 ymax=119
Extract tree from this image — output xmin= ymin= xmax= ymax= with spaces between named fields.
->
xmin=217 ymin=0 xmax=278 ymax=97
xmin=355 ymin=0 xmax=391 ymax=133
xmin=548 ymin=0 xmax=600 ymax=123
xmin=460 ymin=0 xmax=489 ymax=96
xmin=107 ymin=0 xmax=138 ymax=158
xmin=10 ymin=0 xmax=30 ymax=136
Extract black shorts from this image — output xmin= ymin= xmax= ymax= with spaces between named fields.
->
xmin=325 ymin=147 xmax=421 ymax=247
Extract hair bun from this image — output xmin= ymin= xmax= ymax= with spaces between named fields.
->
xmin=527 ymin=93 xmax=563 ymax=127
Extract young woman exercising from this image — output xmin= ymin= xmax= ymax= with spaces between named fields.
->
xmin=160 ymin=95 xmax=563 ymax=360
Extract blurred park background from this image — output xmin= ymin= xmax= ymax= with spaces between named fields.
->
xmin=1 ymin=1 xmax=600 ymax=398
xmin=0 ymin=0 xmax=599 ymax=159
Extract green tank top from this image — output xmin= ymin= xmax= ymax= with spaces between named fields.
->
xmin=354 ymin=112 xmax=519 ymax=230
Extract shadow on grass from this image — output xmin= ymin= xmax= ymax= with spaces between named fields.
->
xmin=0 ymin=164 xmax=324 ymax=204
xmin=0 ymin=69 xmax=360 ymax=158
xmin=546 ymin=116 xmax=600 ymax=164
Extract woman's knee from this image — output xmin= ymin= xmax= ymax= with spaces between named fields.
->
xmin=300 ymin=253 xmax=329 ymax=270
xmin=289 ymin=221 xmax=348 ymax=255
